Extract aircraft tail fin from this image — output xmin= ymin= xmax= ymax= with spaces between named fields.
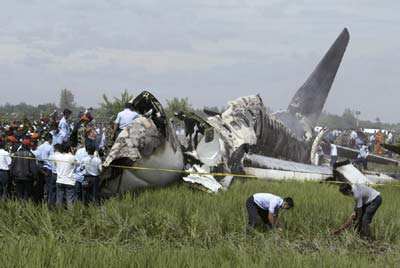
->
xmin=288 ymin=28 xmax=350 ymax=124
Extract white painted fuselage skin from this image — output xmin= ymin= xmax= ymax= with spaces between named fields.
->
xmin=102 ymin=140 xmax=184 ymax=195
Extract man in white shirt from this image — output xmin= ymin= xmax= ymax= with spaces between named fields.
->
xmin=332 ymin=183 xmax=382 ymax=238
xmin=51 ymin=121 xmax=64 ymax=146
xmin=74 ymin=145 xmax=88 ymax=202
xmin=354 ymin=144 xmax=369 ymax=170
xmin=330 ymin=143 xmax=338 ymax=167
xmin=0 ymin=140 xmax=12 ymax=199
xmin=82 ymin=145 xmax=102 ymax=204
xmin=58 ymin=109 xmax=72 ymax=143
xmin=113 ymin=103 xmax=139 ymax=139
xmin=53 ymin=142 xmax=76 ymax=207
xmin=246 ymin=193 xmax=294 ymax=232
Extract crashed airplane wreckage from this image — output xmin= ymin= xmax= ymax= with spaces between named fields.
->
xmin=100 ymin=28 xmax=395 ymax=196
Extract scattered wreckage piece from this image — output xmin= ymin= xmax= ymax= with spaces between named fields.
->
xmin=365 ymin=172 xmax=396 ymax=184
xmin=182 ymin=165 xmax=223 ymax=193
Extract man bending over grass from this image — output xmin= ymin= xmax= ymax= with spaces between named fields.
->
xmin=246 ymin=193 xmax=294 ymax=232
xmin=332 ymin=183 xmax=382 ymax=238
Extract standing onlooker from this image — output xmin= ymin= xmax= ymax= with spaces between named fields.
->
xmin=74 ymin=144 xmax=88 ymax=202
xmin=0 ymin=140 xmax=12 ymax=199
xmin=354 ymin=143 xmax=369 ymax=170
xmin=32 ymin=133 xmax=53 ymax=203
xmin=59 ymin=109 xmax=72 ymax=143
xmin=374 ymin=130 xmax=385 ymax=155
xmin=82 ymin=145 xmax=102 ymax=204
xmin=369 ymin=134 xmax=375 ymax=153
xmin=51 ymin=122 xmax=63 ymax=146
xmin=330 ymin=143 xmax=338 ymax=167
xmin=47 ymin=144 xmax=61 ymax=206
xmin=350 ymin=130 xmax=358 ymax=148
xmin=10 ymin=137 xmax=38 ymax=201
xmin=53 ymin=142 xmax=76 ymax=207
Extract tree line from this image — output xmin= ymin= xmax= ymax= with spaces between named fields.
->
xmin=1 ymin=89 xmax=398 ymax=130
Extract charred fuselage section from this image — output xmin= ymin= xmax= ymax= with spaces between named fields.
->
xmin=101 ymin=91 xmax=184 ymax=196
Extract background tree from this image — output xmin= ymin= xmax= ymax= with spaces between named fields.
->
xmin=59 ymin=89 xmax=76 ymax=111
xmin=96 ymin=90 xmax=135 ymax=121
xmin=164 ymin=97 xmax=193 ymax=118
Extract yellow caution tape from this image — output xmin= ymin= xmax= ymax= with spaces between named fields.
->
xmin=8 ymin=154 xmax=400 ymax=187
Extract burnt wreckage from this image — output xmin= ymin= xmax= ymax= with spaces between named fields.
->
xmin=100 ymin=28 xmax=393 ymax=195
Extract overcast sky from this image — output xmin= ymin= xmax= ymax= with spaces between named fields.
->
xmin=0 ymin=0 xmax=399 ymax=122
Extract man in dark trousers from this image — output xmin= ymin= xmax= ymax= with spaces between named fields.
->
xmin=33 ymin=133 xmax=54 ymax=203
xmin=10 ymin=137 xmax=39 ymax=201
xmin=246 ymin=193 xmax=294 ymax=232
xmin=332 ymin=183 xmax=382 ymax=238
xmin=0 ymin=140 xmax=12 ymax=199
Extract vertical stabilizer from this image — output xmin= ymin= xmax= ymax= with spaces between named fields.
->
xmin=288 ymin=28 xmax=350 ymax=124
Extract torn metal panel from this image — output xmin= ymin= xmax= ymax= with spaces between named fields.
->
xmin=195 ymin=132 xmax=224 ymax=167
xmin=206 ymin=95 xmax=311 ymax=166
xmin=206 ymin=95 xmax=261 ymax=152
xmin=183 ymin=165 xmax=223 ymax=193
xmin=365 ymin=173 xmax=395 ymax=184
xmin=103 ymin=116 xmax=163 ymax=167
xmin=335 ymin=163 xmax=369 ymax=184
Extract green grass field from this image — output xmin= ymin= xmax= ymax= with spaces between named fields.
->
xmin=0 ymin=180 xmax=399 ymax=267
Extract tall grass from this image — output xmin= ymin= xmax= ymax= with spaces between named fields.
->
xmin=0 ymin=180 xmax=399 ymax=267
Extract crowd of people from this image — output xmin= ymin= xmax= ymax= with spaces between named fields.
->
xmin=0 ymin=104 xmax=139 ymax=207
xmin=316 ymin=128 xmax=399 ymax=170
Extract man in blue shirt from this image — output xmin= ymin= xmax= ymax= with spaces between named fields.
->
xmin=113 ymin=103 xmax=139 ymax=139
xmin=59 ymin=109 xmax=72 ymax=143
xmin=246 ymin=193 xmax=294 ymax=232
xmin=33 ymin=133 xmax=54 ymax=203
xmin=51 ymin=122 xmax=64 ymax=146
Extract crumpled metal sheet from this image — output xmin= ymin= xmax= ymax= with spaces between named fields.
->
xmin=182 ymin=165 xmax=223 ymax=193
xmin=103 ymin=116 xmax=163 ymax=167
xmin=207 ymin=95 xmax=262 ymax=152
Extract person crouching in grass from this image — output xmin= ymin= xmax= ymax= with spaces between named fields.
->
xmin=332 ymin=183 xmax=382 ymax=239
xmin=53 ymin=142 xmax=76 ymax=208
xmin=246 ymin=193 xmax=294 ymax=233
